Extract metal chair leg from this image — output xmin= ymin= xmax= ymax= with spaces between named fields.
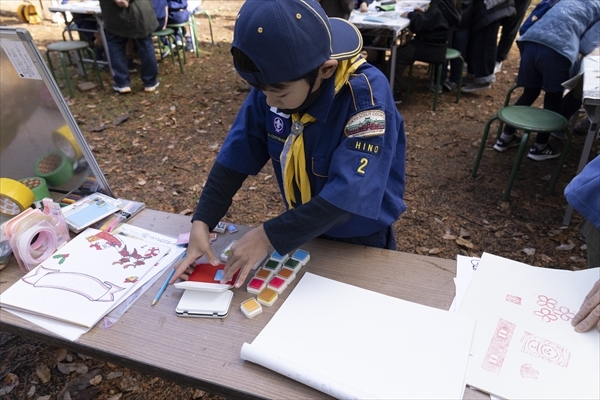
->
xmin=57 ymin=51 xmax=75 ymax=98
xmin=472 ymin=115 xmax=498 ymax=176
xmin=503 ymin=130 xmax=530 ymax=201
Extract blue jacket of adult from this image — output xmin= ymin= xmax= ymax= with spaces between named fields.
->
xmin=518 ymin=0 xmax=600 ymax=76
xmin=565 ymin=156 xmax=600 ymax=231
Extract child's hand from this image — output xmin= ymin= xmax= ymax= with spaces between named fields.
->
xmin=413 ymin=6 xmax=424 ymax=13
xmin=360 ymin=2 xmax=369 ymax=12
xmin=169 ymin=221 xmax=219 ymax=284
xmin=220 ymin=224 xmax=271 ymax=288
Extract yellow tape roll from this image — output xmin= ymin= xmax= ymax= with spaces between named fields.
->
xmin=52 ymin=125 xmax=83 ymax=161
xmin=0 ymin=178 xmax=35 ymax=217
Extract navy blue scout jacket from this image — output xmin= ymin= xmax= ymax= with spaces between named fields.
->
xmin=216 ymin=62 xmax=406 ymax=245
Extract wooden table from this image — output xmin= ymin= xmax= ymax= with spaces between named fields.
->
xmin=0 ymin=209 xmax=488 ymax=399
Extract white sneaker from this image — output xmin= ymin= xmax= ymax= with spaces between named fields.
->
xmin=144 ymin=82 xmax=160 ymax=92
xmin=113 ymin=86 xmax=131 ymax=94
xmin=494 ymin=61 xmax=502 ymax=74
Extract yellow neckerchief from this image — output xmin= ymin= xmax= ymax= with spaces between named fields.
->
xmin=281 ymin=55 xmax=366 ymax=209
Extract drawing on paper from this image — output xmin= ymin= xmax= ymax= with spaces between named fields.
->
xmin=21 ymin=266 xmax=125 ymax=302
xmin=520 ymin=364 xmax=539 ymax=379
xmin=481 ymin=318 xmax=516 ymax=375
xmin=52 ymin=253 xmax=69 ymax=264
xmin=533 ymin=295 xmax=575 ymax=323
xmin=124 ymin=276 xmax=139 ymax=284
xmin=520 ymin=332 xmax=570 ymax=367
xmin=86 ymin=230 xmax=160 ymax=268
xmin=505 ymin=294 xmax=521 ymax=305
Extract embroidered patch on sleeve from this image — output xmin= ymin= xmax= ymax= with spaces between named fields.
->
xmin=344 ymin=110 xmax=386 ymax=138
xmin=347 ymin=138 xmax=381 ymax=155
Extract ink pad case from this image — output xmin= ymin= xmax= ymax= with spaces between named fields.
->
xmin=257 ymin=287 xmax=278 ymax=307
xmin=262 ymin=258 xmax=282 ymax=273
xmin=247 ymin=277 xmax=267 ymax=295
xmin=283 ymin=257 xmax=301 ymax=271
xmin=267 ymin=275 xmax=287 ymax=294
xmin=270 ymin=250 xmax=289 ymax=264
xmin=240 ymin=298 xmax=262 ymax=318
xmin=254 ymin=267 xmax=273 ymax=280
xmin=276 ymin=267 xmax=296 ymax=283
xmin=291 ymin=249 xmax=310 ymax=265
xmin=220 ymin=240 xmax=236 ymax=262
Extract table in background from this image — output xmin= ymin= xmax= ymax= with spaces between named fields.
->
xmin=562 ymin=47 xmax=600 ymax=226
xmin=48 ymin=1 xmax=112 ymax=76
xmin=0 ymin=209 xmax=489 ymax=399
xmin=349 ymin=0 xmax=429 ymax=89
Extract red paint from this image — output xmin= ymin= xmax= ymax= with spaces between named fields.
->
xmin=248 ymin=278 xmax=265 ymax=290
xmin=268 ymin=276 xmax=285 ymax=289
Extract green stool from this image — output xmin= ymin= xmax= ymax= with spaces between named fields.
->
xmin=472 ymin=106 xmax=570 ymax=201
xmin=445 ymin=48 xmax=464 ymax=104
xmin=192 ymin=7 xmax=214 ymax=46
xmin=45 ymin=40 xmax=104 ymax=98
xmin=167 ymin=20 xmax=195 ymax=62
xmin=152 ymin=28 xmax=184 ymax=73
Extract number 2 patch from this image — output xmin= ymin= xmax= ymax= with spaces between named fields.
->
xmin=356 ymin=157 xmax=369 ymax=175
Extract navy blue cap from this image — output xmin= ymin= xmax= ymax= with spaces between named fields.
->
xmin=232 ymin=0 xmax=363 ymax=85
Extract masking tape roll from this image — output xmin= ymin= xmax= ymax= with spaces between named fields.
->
xmin=35 ymin=153 xmax=73 ymax=187
xmin=0 ymin=177 xmax=35 ymax=217
xmin=19 ymin=177 xmax=50 ymax=202
xmin=15 ymin=221 xmax=58 ymax=272
xmin=52 ymin=125 xmax=83 ymax=161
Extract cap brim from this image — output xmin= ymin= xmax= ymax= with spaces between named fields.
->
xmin=329 ymin=18 xmax=363 ymax=60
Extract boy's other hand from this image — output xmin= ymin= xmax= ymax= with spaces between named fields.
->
xmin=572 ymin=279 xmax=600 ymax=332
xmin=169 ymin=220 xmax=219 ymax=284
xmin=221 ymin=224 xmax=271 ymax=288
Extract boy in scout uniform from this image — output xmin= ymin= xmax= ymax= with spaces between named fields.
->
xmin=171 ymin=0 xmax=407 ymax=287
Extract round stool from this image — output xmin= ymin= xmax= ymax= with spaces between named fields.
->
xmin=445 ymin=48 xmax=464 ymax=104
xmin=152 ymin=28 xmax=184 ymax=73
xmin=472 ymin=105 xmax=570 ymax=201
xmin=167 ymin=20 xmax=197 ymax=60
xmin=46 ymin=40 xmax=104 ymax=97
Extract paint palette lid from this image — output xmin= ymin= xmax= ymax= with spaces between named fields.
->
xmin=257 ymin=287 xmax=278 ymax=306
xmin=267 ymin=275 xmax=287 ymax=294
xmin=247 ymin=277 xmax=267 ymax=295
xmin=270 ymin=250 xmax=289 ymax=263
xmin=263 ymin=258 xmax=282 ymax=273
xmin=174 ymin=263 xmax=240 ymax=292
xmin=240 ymin=297 xmax=262 ymax=318
xmin=291 ymin=249 xmax=310 ymax=265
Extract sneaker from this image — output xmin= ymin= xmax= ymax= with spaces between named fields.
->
xmin=113 ymin=86 xmax=131 ymax=94
xmin=550 ymin=131 xmax=566 ymax=140
xmin=393 ymin=91 xmax=402 ymax=105
xmin=160 ymin=49 xmax=171 ymax=60
xmin=493 ymin=134 xmax=521 ymax=152
xmin=428 ymin=82 xmax=442 ymax=93
xmin=494 ymin=61 xmax=502 ymax=74
xmin=574 ymin=118 xmax=590 ymax=135
xmin=144 ymin=82 xmax=160 ymax=92
xmin=461 ymin=82 xmax=491 ymax=93
xmin=527 ymin=143 xmax=560 ymax=161
xmin=442 ymin=80 xmax=457 ymax=92
xmin=186 ymin=42 xmax=195 ymax=52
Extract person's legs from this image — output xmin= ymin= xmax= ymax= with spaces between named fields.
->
xmin=104 ymin=30 xmax=130 ymax=90
xmin=136 ymin=36 xmax=159 ymax=89
xmin=444 ymin=28 xmax=469 ymax=90
xmin=496 ymin=0 xmax=531 ymax=64
xmin=393 ymin=42 xmax=416 ymax=102
xmin=463 ymin=20 xmax=501 ymax=92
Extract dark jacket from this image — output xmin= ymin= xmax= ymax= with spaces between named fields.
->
xmin=319 ymin=0 xmax=354 ymax=19
xmin=408 ymin=0 xmax=461 ymax=44
xmin=99 ymin=0 xmax=159 ymax=38
xmin=471 ymin=0 xmax=516 ymax=32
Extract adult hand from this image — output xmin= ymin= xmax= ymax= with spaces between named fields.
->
xmin=572 ymin=279 xmax=600 ymax=332
xmin=360 ymin=2 xmax=369 ymax=12
xmin=169 ymin=220 xmax=220 ymax=284
xmin=221 ymin=224 xmax=271 ymax=288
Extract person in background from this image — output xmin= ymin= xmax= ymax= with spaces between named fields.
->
xmin=166 ymin=0 xmax=193 ymax=52
xmin=170 ymin=0 xmax=406 ymax=288
xmin=461 ymin=0 xmax=515 ymax=93
xmin=492 ymin=0 xmax=600 ymax=161
xmin=99 ymin=0 xmax=160 ymax=93
xmin=392 ymin=0 xmax=461 ymax=103
xmin=494 ymin=0 xmax=531 ymax=74
xmin=317 ymin=0 xmax=354 ymax=19
xmin=442 ymin=0 xmax=472 ymax=92
xmin=564 ymin=155 xmax=600 ymax=333
xmin=152 ymin=0 xmax=170 ymax=59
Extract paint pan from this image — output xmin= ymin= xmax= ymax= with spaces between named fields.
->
xmin=283 ymin=257 xmax=302 ymax=271
xmin=254 ymin=267 xmax=273 ymax=280
xmin=270 ymin=250 xmax=289 ymax=264
xmin=267 ymin=275 xmax=287 ymax=294
xmin=276 ymin=267 xmax=296 ymax=284
xmin=291 ymin=249 xmax=310 ymax=265
xmin=247 ymin=277 xmax=267 ymax=295
xmin=262 ymin=258 xmax=282 ymax=273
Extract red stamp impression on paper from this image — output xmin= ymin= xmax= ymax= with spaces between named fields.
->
xmin=506 ymin=294 xmax=522 ymax=305
xmin=520 ymin=332 xmax=570 ymax=367
xmin=520 ymin=364 xmax=539 ymax=379
xmin=481 ymin=318 xmax=516 ymax=375
xmin=533 ymin=295 xmax=575 ymax=323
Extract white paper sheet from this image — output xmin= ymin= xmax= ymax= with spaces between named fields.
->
xmin=450 ymin=255 xmax=481 ymax=312
xmin=241 ymin=273 xmax=476 ymax=399
xmin=458 ymin=253 xmax=600 ymax=399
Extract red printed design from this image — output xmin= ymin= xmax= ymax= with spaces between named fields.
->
xmin=520 ymin=332 xmax=570 ymax=367
xmin=506 ymin=294 xmax=522 ymax=305
xmin=481 ymin=318 xmax=516 ymax=375
xmin=520 ymin=364 xmax=539 ymax=379
xmin=533 ymin=295 xmax=574 ymax=323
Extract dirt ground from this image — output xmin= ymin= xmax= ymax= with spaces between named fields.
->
xmin=1 ymin=1 xmax=598 ymax=399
